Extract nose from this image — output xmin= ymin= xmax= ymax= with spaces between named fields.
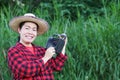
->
xmin=28 ymin=29 xmax=37 ymax=35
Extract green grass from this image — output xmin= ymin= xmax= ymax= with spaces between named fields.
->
xmin=0 ymin=1 xmax=120 ymax=80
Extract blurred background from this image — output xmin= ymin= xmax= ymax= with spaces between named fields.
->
xmin=0 ymin=0 xmax=120 ymax=80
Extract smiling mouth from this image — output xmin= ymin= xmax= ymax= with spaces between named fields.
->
xmin=25 ymin=35 xmax=34 ymax=39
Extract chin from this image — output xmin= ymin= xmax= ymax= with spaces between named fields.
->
xmin=27 ymin=40 xmax=33 ymax=43
xmin=25 ymin=40 xmax=34 ymax=43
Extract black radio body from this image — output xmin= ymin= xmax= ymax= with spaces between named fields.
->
xmin=46 ymin=33 xmax=66 ymax=54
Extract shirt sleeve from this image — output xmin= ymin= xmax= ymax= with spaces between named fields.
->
xmin=50 ymin=53 xmax=67 ymax=71
xmin=7 ymin=47 xmax=45 ymax=78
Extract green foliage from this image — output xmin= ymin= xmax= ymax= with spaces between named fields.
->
xmin=0 ymin=0 xmax=119 ymax=20
xmin=0 ymin=0 xmax=120 ymax=80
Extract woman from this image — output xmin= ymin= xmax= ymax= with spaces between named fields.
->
xmin=8 ymin=13 xmax=67 ymax=80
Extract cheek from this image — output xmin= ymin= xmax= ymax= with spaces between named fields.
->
xmin=18 ymin=30 xmax=26 ymax=38
xmin=18 ymin=28 xmax=25 ymax=34
xmin=33 ymin=31 xmax=37 ymax=36
xmin=19 ymin=31 xmax=25 ymax=37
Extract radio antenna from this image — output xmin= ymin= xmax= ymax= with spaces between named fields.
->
xmin=64 ymin=20 xmax=69 ymax=34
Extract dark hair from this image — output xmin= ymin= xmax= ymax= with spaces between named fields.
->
xmin=17 ymin=22 xmax=25 ymax=42
xmin=19 ymin=22 xmax=26 ymax=29
xmin=17 ymin=21 xmax=39 ymax=42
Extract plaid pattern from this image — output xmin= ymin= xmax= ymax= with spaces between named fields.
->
xmin=7 ymin=42 xmax=67 ymax=80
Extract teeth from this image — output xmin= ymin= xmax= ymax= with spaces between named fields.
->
xmin=25 ymin=35 xmax=33 ymax=39
xmin=27 ymin=36 xmax=32 ymax=39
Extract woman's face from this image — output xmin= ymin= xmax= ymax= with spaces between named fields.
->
xmin=18 ymin=22 xmax=38 ymax=45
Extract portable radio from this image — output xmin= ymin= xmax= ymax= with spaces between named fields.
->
xmin=46 ymin=33 xmax=67 ymax=54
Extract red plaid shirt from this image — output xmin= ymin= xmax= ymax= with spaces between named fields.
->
xmin=7 ymin=42 xmax=67 ymax=80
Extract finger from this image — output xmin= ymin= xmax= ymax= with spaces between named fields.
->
xmin=52 ymin=49 xmax=56 ymax=54
xmin=49 ymin=47 xmax=55 ymax=50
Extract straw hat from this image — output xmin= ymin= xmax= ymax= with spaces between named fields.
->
xmin=9 ymin=13 xmax=49 ymax=35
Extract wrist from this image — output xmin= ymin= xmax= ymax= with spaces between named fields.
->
xmin=42 ymin=57 xmax=49 ymax=64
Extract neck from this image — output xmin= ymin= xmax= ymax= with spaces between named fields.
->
xmin=20 ymin=41 xmax=32 ymax=47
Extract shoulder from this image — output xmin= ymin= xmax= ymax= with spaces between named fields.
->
xmin=8 ymin=42 xmax=21 ymax=51
xmin=8 ymin=46 xmax=19 ymax=54
xmin=8 ymin=43 xmax=21 ymax=55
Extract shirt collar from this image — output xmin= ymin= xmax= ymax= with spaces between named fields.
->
xmin=16 ymin=42 xmax=35 ymax=49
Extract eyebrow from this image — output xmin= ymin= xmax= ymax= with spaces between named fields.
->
xmin=24 ymin=24 xmax=37 ymax=30
xmin=24 ymin=24 xmax=30 ymax=27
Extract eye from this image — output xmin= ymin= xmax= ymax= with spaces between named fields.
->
xmin=25 ymin=27 xmax=29 ymax=29
xmin=33 ymin=28 xmax=37 ymax=31
xmin=25 ymin=26 xmax=30 ymax=30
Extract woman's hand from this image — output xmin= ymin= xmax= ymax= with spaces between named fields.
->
xmin=42 ymin=47 xmax=55 ymax=64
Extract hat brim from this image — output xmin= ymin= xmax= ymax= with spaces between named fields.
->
xmin=9 ymin=16 xmax=49 ymax=35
